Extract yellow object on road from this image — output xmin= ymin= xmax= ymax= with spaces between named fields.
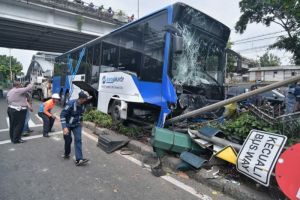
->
xmin=215 ymin=145 xmax=237 ymax=165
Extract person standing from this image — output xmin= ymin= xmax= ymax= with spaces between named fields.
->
xmin=38 ymin=93 xmax=60 ymax=137
xmin=7 ymin=81 xmax=33 ymax=144
xmin=285 ymin=84 xmax=297 ymax=114
xmin=60 ymin=91 xmax=90 ymax=166
xmin=22 ymin=86 xmax=34 ymax=136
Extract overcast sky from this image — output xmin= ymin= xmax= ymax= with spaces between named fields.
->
xmin=0 ymin=0 xmax=292 ymax=73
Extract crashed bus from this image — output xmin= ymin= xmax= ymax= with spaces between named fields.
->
xmin=53 ymin=2 xmax=230 ymax=127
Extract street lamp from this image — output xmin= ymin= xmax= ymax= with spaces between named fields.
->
xmin=9 ymin=48 xmax=12 ymax=81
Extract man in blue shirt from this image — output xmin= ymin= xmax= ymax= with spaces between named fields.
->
xmin=60 ymin=91 xmax=90 ymax=166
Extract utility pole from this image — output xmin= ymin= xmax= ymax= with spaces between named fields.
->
xmin=9 ymin=48 xmax=12 ymax=81
xmin=137 ymin=0 xmax=139 ymax=19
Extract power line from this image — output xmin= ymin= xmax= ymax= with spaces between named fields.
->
xmin=236 ymin=45 xmax=270 ymax=52
xmin=233 ymin=34 xmax=287 ymax=45
xmin=232 ymin=30 xmax=285 ymax=43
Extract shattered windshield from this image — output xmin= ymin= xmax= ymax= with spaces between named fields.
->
xmin=170 ymin=4 xmax=229 ymax=87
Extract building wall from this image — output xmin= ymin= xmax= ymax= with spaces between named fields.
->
xmin=249 ymin=69 xmax=300 ymax=82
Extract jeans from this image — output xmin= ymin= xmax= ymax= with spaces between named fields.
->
xmin=38 ymin=112 xmax=54 ymax=136
xmin=7 ymin=107 xmax=27 ymax=143
xmin=64 ymin=126 xmax=83 ymax=161
xmin=23 ymin=110 xmax=30 ymax=132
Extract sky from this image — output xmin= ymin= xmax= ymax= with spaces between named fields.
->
xmin=0 ymin=0 xmax=292 ymax=73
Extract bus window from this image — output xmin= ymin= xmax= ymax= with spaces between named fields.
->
xmin=101 ymin=42 xmax=119 ymax=73
xmin=140 ymin=12 xmax=167 ymax=82
xmin=119 ymin=25 xmax=143 ymax=76
xmin=91 ymin=44 xmax=101 ymax=86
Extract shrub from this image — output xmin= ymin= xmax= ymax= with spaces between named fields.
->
xmin=83 ymin=109 xmax=143 ymax=138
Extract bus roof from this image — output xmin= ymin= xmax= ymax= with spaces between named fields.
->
xmin=56 ymin=2 xmax=230 ymax=60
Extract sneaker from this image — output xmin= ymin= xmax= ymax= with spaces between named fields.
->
xmin=61 ymin=154 xmax=70 ymax=159
xmin=75 ymin=159 xmax=89 ymax=166
xmin=43 ymin=134 xmax=50 ymax=138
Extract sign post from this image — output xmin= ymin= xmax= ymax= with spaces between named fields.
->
xmin=275 ymin=143 xmax=300 ymax=200
xmin=236 ymin=130 xmax=287 ymax=186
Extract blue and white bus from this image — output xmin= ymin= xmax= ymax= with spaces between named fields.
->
xmin=53 ymin=2 xmax=230 ymax=127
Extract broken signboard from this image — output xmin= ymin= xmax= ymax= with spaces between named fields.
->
xmin=236 ymin=130 xmax=287 ymax=186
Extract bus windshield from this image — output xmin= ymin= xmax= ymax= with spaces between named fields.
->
xmin=170 ymin=4 xmax=229 ymax=87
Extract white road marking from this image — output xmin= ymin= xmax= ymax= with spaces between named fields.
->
xmin=28 ymin=119 xmax=35 ymax=127
xmin=35 ymin=114 xmax=43 ymax=122
xmin=2 ymin=117 xmax=42 ymax=130
xmin=0 ymin=128 xmax=9 ymax=133
xmin=82 ymin=131 xmax=212 ymax=200
xmin=6 ymin=117 xmax=10 ymax=127
xmin=0 ymin=131 xmax=62 ymax=145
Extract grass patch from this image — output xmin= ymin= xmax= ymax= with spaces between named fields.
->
xmin=83 ymin=109 xmax=144 ymax=138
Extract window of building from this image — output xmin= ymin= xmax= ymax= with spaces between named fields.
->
xmin=273 ymin=71 xmax=277 ymax=78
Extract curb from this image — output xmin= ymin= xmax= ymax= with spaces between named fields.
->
xmin=83 ymin=121 xmax=272 ymax=200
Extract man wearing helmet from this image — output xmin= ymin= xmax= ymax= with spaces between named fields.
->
xmin=38 ymin=93 xmax=60 ymax=137
xmin=60 ymin=91 xmax=91 ymax=166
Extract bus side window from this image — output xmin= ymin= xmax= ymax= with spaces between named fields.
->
xmin=140 ymin=12 xmax=167 ymax=82
xmin=101 ymin=42 xmax=119 ymax=72
xmin=119 ymin=45 xmax=141 ymax=76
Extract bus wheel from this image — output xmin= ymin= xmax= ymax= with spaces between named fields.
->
xmin=111 ymin=100 xmax=123 ymax=123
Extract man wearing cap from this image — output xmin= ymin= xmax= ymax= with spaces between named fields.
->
xmin=7 ymin=81 xmax=33 ymax=144
xmin=38 ymin=93 xmax=60 ymax=137
xmin=60 ymin=91 xmax=90 ymax=166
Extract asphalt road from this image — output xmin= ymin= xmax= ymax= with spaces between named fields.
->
xmin=0 ymin=97 xmax=233 ymax=200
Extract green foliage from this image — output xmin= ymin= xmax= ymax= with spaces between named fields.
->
xmin=0 ymin=55 xmax=23 ymax=81
xmin=259 ymin=52 xmax=281 ymax=67
xmin=83 ymin=109 xmax=142 ymax=137
xmin=83 ymin=109 xmax=112 ymax=128
xmin=76 ymin=15 xmax=84 ymax=31
xmin=226 ymin=40 xmax=237 ymax=73
xmin=217 ymin=113 xmax=277 ymax=139
xmin=235 ymin=0 xmax=300 ymax=64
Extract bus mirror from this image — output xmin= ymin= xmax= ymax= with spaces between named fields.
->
xmin=172 ymin=34 xmax=183 ymax=54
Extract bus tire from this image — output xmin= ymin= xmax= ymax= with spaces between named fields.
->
xmin=110 ymin=100 xmax=123 ymax=124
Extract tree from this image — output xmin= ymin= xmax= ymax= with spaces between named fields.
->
xmin=259 ymin=52 xmax=281 ymax=67
xmin=235 ymin=0 xmax=300 ymax=65
xmin=0 ymin=55 xmax=23 ymax=81
xmin=226 ymin=40 xmax=237 ymax=73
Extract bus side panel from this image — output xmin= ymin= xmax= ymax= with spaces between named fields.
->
xmin=98 ymin=72 xmax=144 ymax=113
xmin=52 ymin=76 xmax=61 ymax=94
xmin=131 ymin=77 xmax=163 ymax=107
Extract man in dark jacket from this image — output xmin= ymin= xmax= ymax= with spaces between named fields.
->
xmin=60 ymin=91 xmax=90 ymax=166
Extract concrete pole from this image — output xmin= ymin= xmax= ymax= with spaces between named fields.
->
xmin=137 ymin=0 xmax=140 ymax=19
xmin=9 ymin=48 xmax=12 ymax=81
xmin=166 ymin=75 xmax=300 ymax=124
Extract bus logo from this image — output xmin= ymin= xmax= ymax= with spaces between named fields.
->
xmin=102 ymin=76 xmax=124 ymax=84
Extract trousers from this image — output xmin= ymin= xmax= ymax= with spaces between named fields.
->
xmin=23 ymin=109 xmax=30 ymax=132
xmin=38 ymin=112 xmax=54 ymax=136
xmin=63 ymin=126 xmax=83 ymax=161
xmin=7 ymin=107 xmax=27 ymax=143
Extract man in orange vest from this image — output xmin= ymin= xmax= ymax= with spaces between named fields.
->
xmin=38 ymin=93 xmax=60 ymax=137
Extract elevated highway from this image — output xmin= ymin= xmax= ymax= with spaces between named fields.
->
xmin=0 ymin=0 xmax=126 ymax=52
